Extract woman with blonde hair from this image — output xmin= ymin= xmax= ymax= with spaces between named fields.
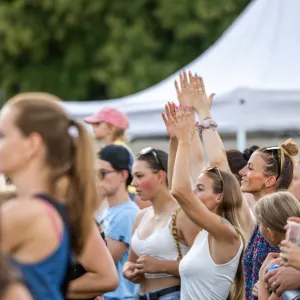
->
xmin=0 ymin=92 xmax=98 ymax=300
xmin=165 ymin=105 xmax=245 ymax=300
xmin=180 ymin=70 xmax=298 ymax=300
xmin=254 ymin=191 xmax=300 ymax=299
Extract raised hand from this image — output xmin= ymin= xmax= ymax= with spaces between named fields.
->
xmin=162 ymin=102 xmax=177 ymax=139
xmin=174 ymin=71 xmax=214 ymax=119
xmin=169 ymin=106 xmax=195 ymax=144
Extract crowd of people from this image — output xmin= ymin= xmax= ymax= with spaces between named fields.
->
xmin=1 ymin=72 xmax=300 ymax=300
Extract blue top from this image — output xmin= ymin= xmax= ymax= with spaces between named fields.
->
xmin=242 ymin=225 xmax=280 ymax=300
xmin=11 ymin=195 xmax=71 ymax=300
xmin=100 ymin=200 xmax=139 ymax=300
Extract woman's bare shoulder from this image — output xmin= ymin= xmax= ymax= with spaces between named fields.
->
xmin=3 ymin=283 xmax=33 ymax=300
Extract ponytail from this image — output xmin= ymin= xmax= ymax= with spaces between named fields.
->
xmin=7 ymin=94 xmax=99 ymax=255
xmin=60 ymin=120 xmax=98 ymax=254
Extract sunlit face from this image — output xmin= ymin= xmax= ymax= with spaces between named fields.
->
xmin=289 ymin=163 xmax=300 ymax=201
xmin=239 ymin=152 xmax=270 ymax=194
xmin=131 ymin=160 xmax=164 ymax=201
xmin=92 ymin=122 xmax=114 ymax=141
xmin=0 ymin=106 xmax=33 ymax=178
xmin=193 ymin=173 xmax=222 ymax=211
xmin=95 ymin=159 xmax=126 ymax=198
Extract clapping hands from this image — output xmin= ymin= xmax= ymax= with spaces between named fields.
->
xmin=162 ymin=103 xmax=195 ymax=144
xmin=174 ymin=71 xmax=214 ymax=119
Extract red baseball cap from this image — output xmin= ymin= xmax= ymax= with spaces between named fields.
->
xmin=83 ymin=107 xmax=129 ymax=130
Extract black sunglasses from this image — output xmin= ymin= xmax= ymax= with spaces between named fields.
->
xmin=138 ymin=147 xmax=165 ymax=172
xmin=97 ymin=169 xmax=117 ymax=180
xmin=266 ymin=146 xmax=281 ymax=178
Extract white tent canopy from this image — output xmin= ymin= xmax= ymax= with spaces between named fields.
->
xmin=61 ymin=0 xmax=300 ymax=140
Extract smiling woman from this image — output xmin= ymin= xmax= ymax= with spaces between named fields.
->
xmin=238 ymin=138 xmax=299 ymax=300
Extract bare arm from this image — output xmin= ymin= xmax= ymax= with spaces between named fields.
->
xmin=172 ymin=140 xmax=238 ymax=243
xmin=3 ymin=283 xmax=33 ymax=300
xmin=190 ymin=129 xmax=205 ymax=183
xmin=168 ymin=137 xmax=178 ymax=189
xmin=67 ymin=224 xmax=118 ymax=299
xmin=191 ymin=75 xmax=254 ymax=237
xmin=106 ymin=238 xmax=128 ymax=264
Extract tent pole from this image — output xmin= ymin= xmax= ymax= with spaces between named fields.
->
xmin=236 ymin=99 xmax=246 ymax=151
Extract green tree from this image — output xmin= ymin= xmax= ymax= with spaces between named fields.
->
xmin=0 ymin=0 xmax=250 ymax=102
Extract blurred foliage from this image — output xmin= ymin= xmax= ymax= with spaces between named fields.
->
xmin=0 ymin=0 xmax=250 ymax=101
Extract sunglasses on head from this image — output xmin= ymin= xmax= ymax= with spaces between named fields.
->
xmin=206 ymin=166 xmax=224 ymax=185
xmin=265 ymin=146 xmax=281 ymax=178
xmin=138 ymin=147 xmax=165 ymax=172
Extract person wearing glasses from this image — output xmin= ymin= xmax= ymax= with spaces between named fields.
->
xmin=123 ymin=147 xmax=200 ymax=300
xmin=180 ymin=71 xmax=298 ymax=300
xmin=96 ymin=145 xmax=139 ymax=300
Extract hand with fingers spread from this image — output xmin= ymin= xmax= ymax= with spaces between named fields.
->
xmin=280 ymin=240 xmax=300 ymax=270
xmin=175 ymin=71 xmax=214 ymax=120
xmin=169 ymin=106 xmax=195 ymax=144
xmin=162 ymin=102 xmax=177 ymax=139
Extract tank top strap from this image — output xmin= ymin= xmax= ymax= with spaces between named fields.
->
xmin=35 ymin=198 xmax=62 ymax=241
xmin=137 ymin=207 xmax=152 ymax=228
xmin=33 ymin=193 xmax=73 ymax=298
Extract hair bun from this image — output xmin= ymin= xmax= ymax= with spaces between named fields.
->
xmin=281 ymin=138 xmax=299 ymax=157
xmin=243 ymin=145 xmax=259 ymax=161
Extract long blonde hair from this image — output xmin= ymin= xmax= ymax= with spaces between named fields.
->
xmin=205 ymin=168 xmax=246 ymax=300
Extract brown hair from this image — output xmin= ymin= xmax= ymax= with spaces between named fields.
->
xmin=204 ymin=168 xmax=245 ymax=300
xmin=112 ymin=128 xmax=127 ymax=142
xmin=136 ymin=148 xmax=168 ymax=173
xmin=255 ymin=191 xmax=300 ymax=234
xmin=6 ymin=93 xmax=98 ymax=254
xmin=257 ymin=138 xmax=299 ymax=190
xmin=226 ymin=145 xmax=259 ymax=181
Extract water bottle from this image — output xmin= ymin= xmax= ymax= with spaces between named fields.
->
xmin=266 ymin=265 xmax=300 ymax=300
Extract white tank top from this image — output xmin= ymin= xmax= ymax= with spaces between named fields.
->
xmin=179 ymin=230 xmax=243 ymax=300
xmin=131 ymin=207 xmax=189 ymax=279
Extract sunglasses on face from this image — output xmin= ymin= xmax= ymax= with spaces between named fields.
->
xmin=266 ymin=146 xmax=281 ymax=178
xmin=138 ymin=147 xmax=165 ymax=172
xmin=97 ymin=169 xmax=117 ymax=180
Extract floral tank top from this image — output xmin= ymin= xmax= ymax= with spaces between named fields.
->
xmin=242 ymin=225 xmax=280 ymax=300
